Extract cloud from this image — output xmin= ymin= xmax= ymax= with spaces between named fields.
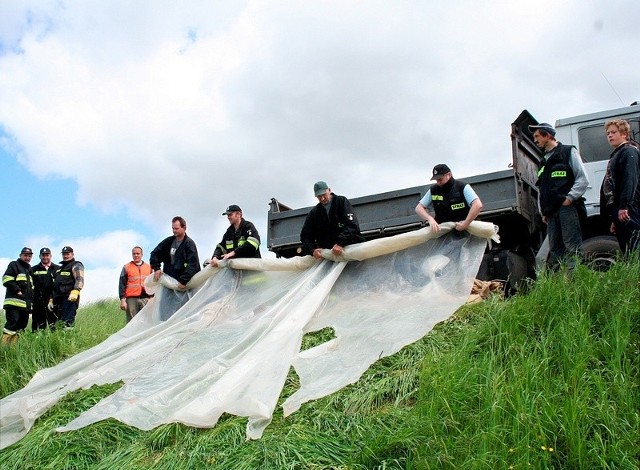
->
xmin=1 ymin=0 xmax=638 ymax=300
xmin=81 ymin=266 xmax=121 ymax=303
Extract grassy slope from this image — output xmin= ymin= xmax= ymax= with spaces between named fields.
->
xmin=0 ymin=261 xmax=638 ymax=469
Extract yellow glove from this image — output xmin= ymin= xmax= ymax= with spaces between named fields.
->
xmin=47 ymin=299 xmax=54 ymax=311
xmin=68 ymin=289 xmax=80 ymax=302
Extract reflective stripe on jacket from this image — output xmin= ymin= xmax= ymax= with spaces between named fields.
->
xmin=213 ymin=219 xmax=262 ymax=259
xmin=31 ymin=262 xmax=59 ymax=301
xmin=3 ymin=259 xmax=34 ymax=310
xmin=53 ymin=259 xmax=84 ymax=299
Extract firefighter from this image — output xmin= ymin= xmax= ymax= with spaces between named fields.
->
xmin=208 ymin=204 xmax=261 ymax=267
xmin=30 ymin=247 xmax=59 ymax=331
xmin=2 ymin=247 xmax=34 ymax=346
xmin=52 ymin=246 xmax=85 ymax=329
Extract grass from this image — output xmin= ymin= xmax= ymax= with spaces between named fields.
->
xmin=0 ymin=261 xmax=638 ymax=469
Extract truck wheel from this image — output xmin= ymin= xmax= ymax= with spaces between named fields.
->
xmin=506 ymin=251 xmax=529 ymax=295
xmin=582 ymin=236 xmax=620 ymax=271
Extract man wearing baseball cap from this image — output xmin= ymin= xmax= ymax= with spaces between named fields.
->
xmin=2 ymin=247 xmax=34 ymax=346
xmin=415 ymin=164 xmax=484 ymax=233
xmin=300 ymin=181 xmax=365 ymax=258
xmin=529 ymin=122 xmax=589 ymax=269
xmin=207 ymin=205 xmax=261 ymax=267
xmin=30 ymin=247 xmax=60 ymax=331
xmin=52 ymin=246 xmax=85 ymax=329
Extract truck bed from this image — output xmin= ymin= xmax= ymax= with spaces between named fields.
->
xmin=269 ymin=170 xmax=531 ymax=257
xmin=267 ymin=110 xmax=543 ymax=258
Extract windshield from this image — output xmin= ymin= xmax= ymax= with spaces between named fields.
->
xmin=578 ymin=118 xmax=640 ymax=162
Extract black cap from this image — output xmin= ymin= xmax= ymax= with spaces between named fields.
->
xmin=222 ymin=204 xmax=242 ymax=215
xmin=431 ymin=164 xmax=452 ymax=180
xmin=528 ymin=123 xmax=556 ymax=136
xmin=39 ymin=247 xmax=51 ymax=255
xmin=61 ymin=246 xmax=74 ymax=253
xmin=20 ymin=247 xmax=33 ymax=255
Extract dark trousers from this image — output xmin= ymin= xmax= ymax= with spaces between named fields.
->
xmin=55 ymin=298 xmax=79 ymax=327
xmin=547 ymin=205 xmax=583 ymax=269
xmin=3 ymin=307 xmax=30 ymax=334
xmin=613 ymin=207 xmax=640 ymax=255
xmin=32 ymin=299 xmax=59 ymax=331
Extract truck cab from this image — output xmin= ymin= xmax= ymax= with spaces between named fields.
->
xmin=553 ymin=103 xmax=640 ymax=236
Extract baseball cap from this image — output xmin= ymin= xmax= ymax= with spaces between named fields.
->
xmin=39 ymin=247 xmax=52 ymax=255
xmin=222 ymin=204 xmax=242 ymax=215
xmin=431 ymin=164 xmax=452 ymax=180
xmin=61 ymin=246 xmax=74 ymax=253
xmin=20 ymin=247 xmax=33 ymax=255
xmin=314 ymin=181 xmax=329 ymax=196
xmin=528 ymin=123 xmax=556 ymax=136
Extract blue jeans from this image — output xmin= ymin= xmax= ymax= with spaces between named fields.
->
xmin=547 ymin=205 xmax=583 ymax=269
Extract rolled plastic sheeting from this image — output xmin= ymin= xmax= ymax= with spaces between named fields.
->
xmin=0 ymin=222 xmax=494 ymax=449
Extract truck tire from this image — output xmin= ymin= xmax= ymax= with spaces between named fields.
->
xmin=506 ymin=251 xmax=530 ymax=295
xmin=582 ymin=236 xmax=620 ymax=271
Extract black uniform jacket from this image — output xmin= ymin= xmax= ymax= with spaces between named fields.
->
xmin=300 ymin=193 xmax=365 ymax=256
xmin=213 ymin=219 xmax=261 ymax=259
xmin=3 ymin=258 xmax=34 ymax=310
xmin=31 ymin=261 xmax=59 ymax=303
xmin=150 ymin=235 xmax=201 ymax=285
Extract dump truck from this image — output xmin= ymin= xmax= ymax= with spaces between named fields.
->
xmin=267 ymin=104 xmax=640 ymax=291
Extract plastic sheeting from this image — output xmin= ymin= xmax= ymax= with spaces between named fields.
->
xmin=0 ymin=222 xmax=498 ymax=450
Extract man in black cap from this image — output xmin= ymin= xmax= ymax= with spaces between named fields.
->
xmin=530 ymin=122 xmax=589 ymax=269
xmin=208 ymin=205 xmax=261 ymax=267
xmin=2 ymin=247 xmax=34 ymax=345
xmin=30 ymin=247 xmax=60 ymax=331
xmin=150 ymin=216 xmax=201 ymax=289
xmin=415 ymin=164 xmax=483 ymax=232
xmin=300 ymin=181 xmax=365 ymax=258
xmin=52 ymin=246 xmax=85 ymax=328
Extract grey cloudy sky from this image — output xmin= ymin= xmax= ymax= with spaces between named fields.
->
xmin=0 ymin=0 xmax=638 ymax=301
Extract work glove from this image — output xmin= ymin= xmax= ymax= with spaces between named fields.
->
xmin=68 ymin=289 xmax=80 ymax=302
xmin=47 ymin=299 xmax=54 ymax=311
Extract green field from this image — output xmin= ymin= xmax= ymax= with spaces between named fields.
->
xmin=1 ymin=260 xmax=638 ymax=469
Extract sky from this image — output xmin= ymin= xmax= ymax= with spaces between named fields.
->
xmin=0 ymin=0 xmax=638 ymax=303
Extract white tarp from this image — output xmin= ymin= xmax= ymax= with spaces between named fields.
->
xmin=0 ymin=222 xmax=498 ymax=450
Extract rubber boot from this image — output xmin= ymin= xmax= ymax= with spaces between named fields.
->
xmin=1 ymin=332 xmax=18 ymax=347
